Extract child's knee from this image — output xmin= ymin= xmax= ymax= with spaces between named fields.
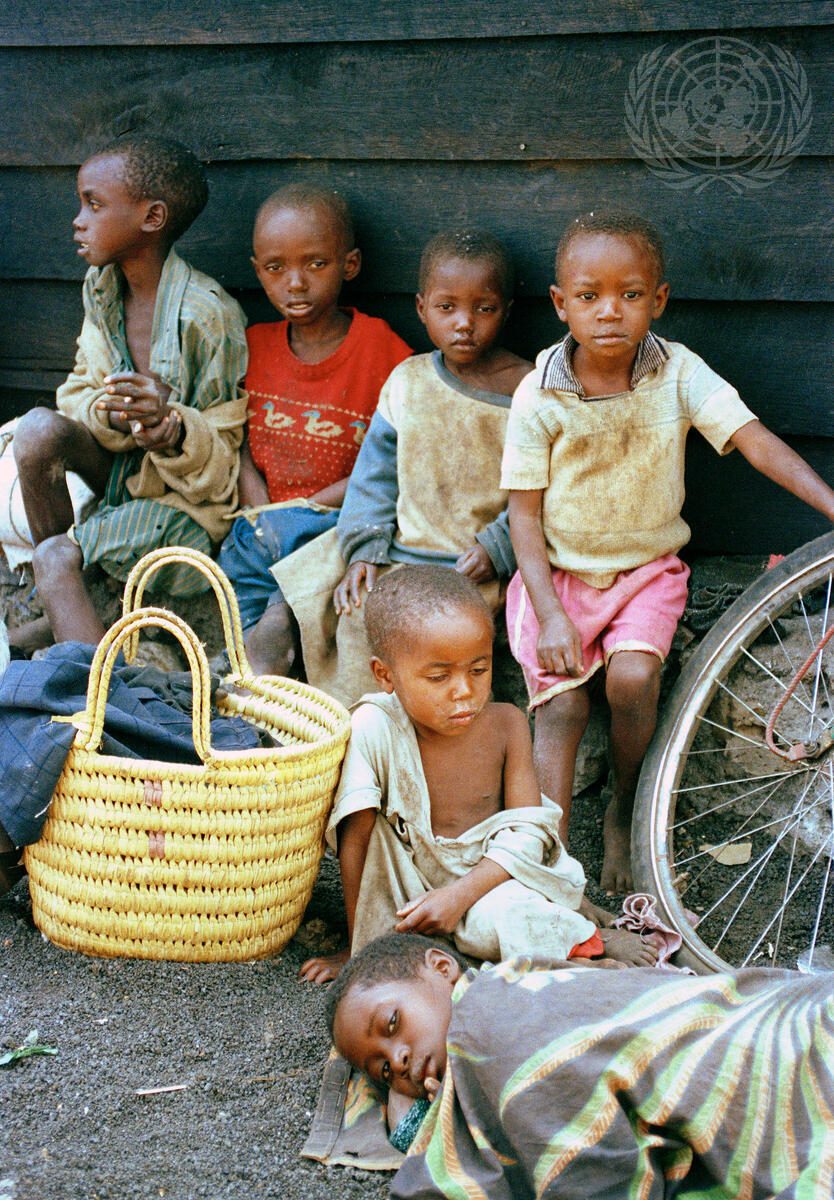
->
xmin=605 ymin=652 xmax=661 ymax=711
xmin=13 ymin=407 xmax=71 ymax=470
xmin=32 ymin=533 xmax=82 ymax=589
xmin=535 ymin=685 xmax=591 ymax=736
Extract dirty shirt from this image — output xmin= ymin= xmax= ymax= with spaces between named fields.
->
xmin=500 ymin=333 xmax=756 ymax=588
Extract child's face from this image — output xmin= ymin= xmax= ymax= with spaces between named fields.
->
xmin=333 ymin=955 xmax=457 ymax=1100
xmin=371 ymin=606 xmax=494 ymax=740
xmin=73 ymin=155 xmax=156 ymax=267
xmin=550 ymin=233 xmax=669 ymax=365
xmin=416 ymin=257 xmax=509 ymax=368
xmin=251 ymin=204 xmax=360 ymax=326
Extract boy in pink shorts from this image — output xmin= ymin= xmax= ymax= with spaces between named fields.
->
xmin=503 ymin=212 xmax=834 ymax=895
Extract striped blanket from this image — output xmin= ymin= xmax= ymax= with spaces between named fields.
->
xmin=392 ymin=959 xmax=834 ymax=1199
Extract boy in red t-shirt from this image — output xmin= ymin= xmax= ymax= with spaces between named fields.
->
xmin=219 ymin=184 xmax=411 ymax=674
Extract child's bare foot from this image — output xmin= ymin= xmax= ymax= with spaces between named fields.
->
xmin=299 ymin=946 xmax=349 ymax=984
xmin=599 ymin=927 xmax=658 ymax=967
xmin=578 ymin=896 xmax=617 ymax=927
xmin=601 ymin=793 xmax=633 ymax=895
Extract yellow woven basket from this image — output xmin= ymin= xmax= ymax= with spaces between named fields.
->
xmin=24 ymin=547 xmax=351 ymax=961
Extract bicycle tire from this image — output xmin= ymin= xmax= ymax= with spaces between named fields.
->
xmin=632 ymin=530 xmax=834 ymax=973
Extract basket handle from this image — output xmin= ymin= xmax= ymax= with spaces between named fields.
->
xmin=75 ymin=607 xmax=215 ymax=761
xmin=121 ymin=546 xmax=252 ymax=678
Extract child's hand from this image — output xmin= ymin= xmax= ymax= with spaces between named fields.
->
xmin=537 ymin=611 xmax=584 ymax=677
xmin=395 ymin=885 xmax=468 ymax=935
xmin=334 ymin=561 xmax=378 ymax=614
xmin=455 ymin=542 xmax=495 ymax=583
xmin=132 ymin=409 xmax=183 ymax=451
xmin=97 ymin=371 xmax=173 ymax=430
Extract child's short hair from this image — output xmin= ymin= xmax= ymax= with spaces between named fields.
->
xmin=364 ymin=565 xmax=494 ymax=661
xmin=555 ymin=211 xmax=665 ymax=286
xmin=324 ymin=932 xmax=466 ymax=1040
xmin=419 ymin=230 xmax=514 ymax=301
xmin=254 ymin=183 xmax=355 ymax=252
xmin=92 ymin=135 xmax=208 ymax=243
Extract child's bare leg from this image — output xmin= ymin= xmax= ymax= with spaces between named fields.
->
xmin=602 ymin=650 xmax=662 ymax=895
xmin=7 ymin=614 xmax=53 ymax=654
xmin=32 ymin=533 xmax=106 ymax=644
xmin=299 ymin=946 xmax=350 ymax=984
xmin=244 ymin=601 xmax=301 ymax=677
xmin=13 ymin=408 xmax=111 ymax=544
xmin=533 ymin=684 xmax=590 ymax=844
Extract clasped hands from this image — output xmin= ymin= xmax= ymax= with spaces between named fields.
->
xmin=97 ymin=371 xmax=183 ymax=450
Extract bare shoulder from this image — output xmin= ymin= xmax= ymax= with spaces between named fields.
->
xmin=482 ymin=701 xmax=531 ymax=744
xmin=483 ymin=349 xmax=534 ymax=397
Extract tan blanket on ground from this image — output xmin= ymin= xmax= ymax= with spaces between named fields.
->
xmin=327 ymin=691 xmax=595 ymax=961
xmin=273 ymin=528 xmax=502 ymax=708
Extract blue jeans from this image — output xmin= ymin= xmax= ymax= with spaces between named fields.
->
xmin=218 ymin=505 xmax=339 ymax=631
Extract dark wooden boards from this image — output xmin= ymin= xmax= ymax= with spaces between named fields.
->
xmin=3 ymin=1 xmax=833 ymax=46
xmin=2 ymin=27 xmax=832 ymax=165
xmin=3 ymin=159 xmax=832 ymax=302
xmin=683 ymin=435 xmax=833 ymax=554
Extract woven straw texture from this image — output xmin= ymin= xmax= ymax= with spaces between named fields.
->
xmin=24 ymin=547 xmax=351 ymax=961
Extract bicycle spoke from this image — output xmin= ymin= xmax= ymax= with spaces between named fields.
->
xmin=677 ymin=769 xmax=820 ymax=906
xmin=798 ymin=591 xmax=833 ymax=713
xmin=672 ymin=773 xmax=800 ymax=833
xmin=804 ymin=578 xmax=832 ymax=741
xmin=738 ymin=837 xmax=830 ymax=966
xmin=738 ymin=645 xmax=815 ymax=717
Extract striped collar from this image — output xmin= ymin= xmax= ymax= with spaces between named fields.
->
xmin=540 ymin=330 xmax=669 ymax=396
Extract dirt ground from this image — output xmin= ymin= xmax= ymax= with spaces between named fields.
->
xmin=0 ymin=553 xmax=772 ymax=1200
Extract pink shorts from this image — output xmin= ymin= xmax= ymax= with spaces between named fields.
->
xmin=506 ymin=555 xmax=690 ymax=709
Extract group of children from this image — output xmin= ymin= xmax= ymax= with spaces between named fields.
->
xmin=1 ymin=130 xmax=834 ymax=1189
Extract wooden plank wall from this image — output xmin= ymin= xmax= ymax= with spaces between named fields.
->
xmin=1 ymin=1 xmax=832 ymax=553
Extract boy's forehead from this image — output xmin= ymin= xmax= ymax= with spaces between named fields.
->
xmin=423 ymin=254 xmax=504 ymax=295
xmin=255 ymin=202 xmax=347 ymax=249
xmin=78 ymin=152 xmax=130 ymax=192
xmin=559 ymin=231 xmax=656 ymax=280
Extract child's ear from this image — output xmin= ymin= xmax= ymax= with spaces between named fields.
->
xmin=652 ymin=281 xmax=670 ymax=319
xmin=370 ymin=656 xmax=395 ymax=693
xmin=142 ymin=200 xmax=168 ymax=235
xmin=424 ymin=947 xmax=460 ymax=982
xmin=549 ymin=284 xmax=568 ymax=323
xmin=415 ymin=293 xmax=427 ymax=326
xmin=342 ymin=247 xmax=361 ymax=282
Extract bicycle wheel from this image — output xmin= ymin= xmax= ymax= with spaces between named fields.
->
xmin=632 ymin=530 xmax=834 ymax=973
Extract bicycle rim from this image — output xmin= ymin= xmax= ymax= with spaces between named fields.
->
xmin=633 ymin=531 xmax=834 ymax=973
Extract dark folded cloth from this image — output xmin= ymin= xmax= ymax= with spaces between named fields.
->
xmin=0 ymin=641 xmax=265 ymax=847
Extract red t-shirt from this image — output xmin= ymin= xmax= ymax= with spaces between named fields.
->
xmin=245 ymin=309 xmax=411 ymax=503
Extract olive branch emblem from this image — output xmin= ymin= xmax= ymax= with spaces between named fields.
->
xmin=624 ymin=39 xmax=812 ymax=194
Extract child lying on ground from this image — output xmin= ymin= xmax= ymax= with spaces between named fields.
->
xmin=329 ymin=931 xmax=834 ymax=1197
xmin=10 ymin=135 xmax=248 ymax=649
xmin=269 ymin=229 xmax=530 ymax=706
xmin=217 ymin=184 xmax=410 ymax=675
xmin=300 ymin=566 xmax=655 ymax=983
xmin=504 ymin=211 xmax=834 ymax=893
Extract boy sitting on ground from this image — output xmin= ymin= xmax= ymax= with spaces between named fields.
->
xmin=268 ymin=230 xmax=530 ymax=706
xmin=328 ymin=931 xmax=834 ymax=1196
xmin=10 ymin=134 xmax=248 ymax=649
xmin=300 ymin=566 xmax=655 ymax=983
xmin=218 ymin=184 xmax=411 ymax=676
xmin=504 ymin=211 xmax=834 ymax=893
